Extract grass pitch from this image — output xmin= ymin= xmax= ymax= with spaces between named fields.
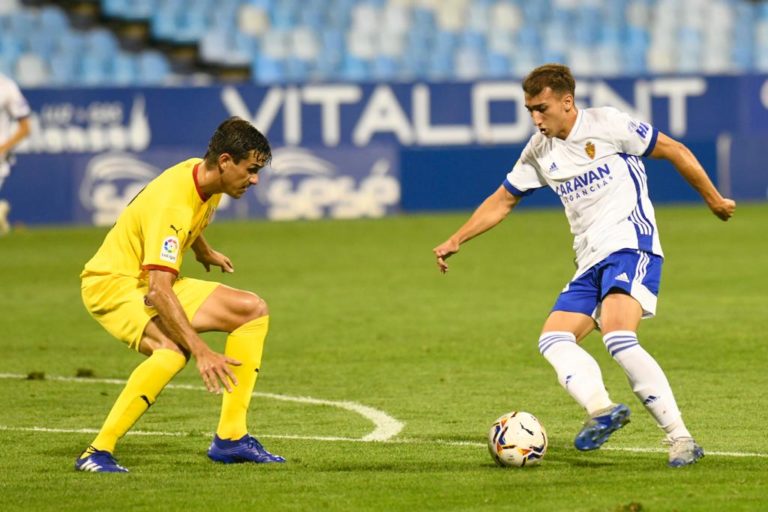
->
xmin=1 ymin=204 xmax=766 ymax=511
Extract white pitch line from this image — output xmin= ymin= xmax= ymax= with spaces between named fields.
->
xmin=1 ymin=425 xmax=766 ymax=459
xmin=2 ymin=374 xmax=766 ymax=459
xmin=424 ymin=439 xmax=768 ymax=458
xmin=0 ymin=372 xmax=404 ymax=442
xmin=0 ymin=425 xmax=363 ymax=443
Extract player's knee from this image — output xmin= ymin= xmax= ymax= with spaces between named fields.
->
xmin=158 ymin=343 xmax=190 ymax=361
xmin=139 ymin=337 xmax=190 ymax=361
xmin=139 ymin=318 xmax=191 ymax=359
xmin=237 ymin=291 xmax=269 ymax=321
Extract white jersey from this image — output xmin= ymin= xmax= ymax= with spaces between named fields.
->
xmin=0 ymin=73 xmax=31 ymax=177
xmin=504 ymin=107 xmax=661 ymax=277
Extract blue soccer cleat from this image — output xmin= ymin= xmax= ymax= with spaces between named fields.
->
xmin=207 ymin=434 xmax=285 ymax=464
xmin=666 ymin=437 xmax=704 ymax=468
xmin=574 ymin=403 xmax=631 ymax=451
xmin=74 ymin=447 xmax=129 ymax=473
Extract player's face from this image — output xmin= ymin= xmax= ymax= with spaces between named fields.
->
xmin=525 ymin=87 xmax=574 ymax=139
xmin=220 ymin=150 xmax=269 ymax=198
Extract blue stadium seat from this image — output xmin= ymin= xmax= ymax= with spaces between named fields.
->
xmin=321 ymin=27 xmax=345 ymax=51
xmin=79 ymin=52 xmax=110 ymax=85
xmin=460 ymin=30 xmax=487 ymax=53
xmin=411 ymin=7 xmax=436 ymax=33
xmin=313 ymin=51 xmax=340 ymax=80
xmin=174 ymin=9 xmax=207 ymax=44
xmin=299 ymin=5 xmax=325 ymax=31
xmin=541 ymin=49 xmax=567 ymax=67
xmin=340 ymin=55 xmax=368 ymax=82
xmin=0 ymin=33 xmax=24 ymax=64
xmin=284 ymin=56 xmax=310 ymax=82
xmin=425 ymin=49 xmax=453 ymax=81
xmin=245 ymin=0 xmax=273 ymax=9
xmin=137 ymin=51 xmax=171 ymax=85
xmin=85 ymin=29 xmax=120 ymax=60
xmin=0 ymin=56 xmax=14 ymax=77
xmin=28 ymin=31 xmax=58 ymax=61
xmin=271 ymin=1 xmax=299 ymax=29
xmin=39 ymin=6 xmax=69 ymax=32
xmin=111 ymin=52 xmax=139 ymax=85
xmin=48 ymin=51 xmax=78 ymax=85
xmin=54 ymin=31 xmax=85 ymax=56
xmin=371 ymin=55 xmax=398 ymax=81
xmin=485 ymin=52 xmax=511 ymax=78
xmin=102 ymin=0 xmax=130 ymax=18
xmin=151 ymin=6 xmax=179 ymax=41
xmin=252 ymin=54 xmax=285 ymax=84
xmin=6 ymin=10 xmax=34 ymax=34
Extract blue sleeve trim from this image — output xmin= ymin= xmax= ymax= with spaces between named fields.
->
xmin=503 ymin=178 xmax=534 ymax=197
xmin=642 ymin=127 xmax=659 ymax=157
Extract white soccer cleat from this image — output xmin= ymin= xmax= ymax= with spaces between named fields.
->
xmin=666 ymin=436 xmax=704 ymax=468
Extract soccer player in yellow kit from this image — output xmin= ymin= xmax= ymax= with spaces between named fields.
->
xmin=75 ymin=117 xmax=284 ymax=472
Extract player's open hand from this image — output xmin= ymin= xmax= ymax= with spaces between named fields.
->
xmin=195 ymin=347 xmax=241 ymax=394
xmin=709 ymin=197 xmax=736 ymax=221
xmin=196 ymin=249 xmax=234 ymax=273
xmin=433 ymin=238 xmax=460 ymax=274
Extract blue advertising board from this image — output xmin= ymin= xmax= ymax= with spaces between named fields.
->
xmin=4 ymin=74 xmax=767 ymax=225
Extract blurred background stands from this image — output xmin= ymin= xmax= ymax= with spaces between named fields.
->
xmin=1 ymin=0 xmax=767 ymax=87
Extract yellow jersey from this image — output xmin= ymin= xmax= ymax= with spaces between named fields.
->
xmin=82 ymin=158 xmax=221 ymax=279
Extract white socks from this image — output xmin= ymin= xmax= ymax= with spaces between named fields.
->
xmin=540 ymin=330 xmax=693 ymax=439
xmin=539 ymin=332 xmax=613 ymax=415
xmin=603 ymin=330 xmax=691 ymax=439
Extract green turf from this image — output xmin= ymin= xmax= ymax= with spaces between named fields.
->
xmin=1 ymin=204 xmax=766 ymax=511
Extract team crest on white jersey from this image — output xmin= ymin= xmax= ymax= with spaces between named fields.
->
xmin=585 ymin=141 xmax=595 ymax=159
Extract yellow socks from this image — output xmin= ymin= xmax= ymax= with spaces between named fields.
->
xmin=86 ymin=316 xmax=269 ymax=454
xmin=216 ymin=315 xmax=269 ymax=440
xmin=90 ymin=349 xmax=186 ymax=454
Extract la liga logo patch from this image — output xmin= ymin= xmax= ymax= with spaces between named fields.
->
xmin=160 ymin=236 xmax=179 ymax=263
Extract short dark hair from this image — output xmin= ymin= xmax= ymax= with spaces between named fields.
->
xmin=522 ymin=64 xmax=576 ymax=98
xmin=204 ymin=117 xmax=271 ymax=166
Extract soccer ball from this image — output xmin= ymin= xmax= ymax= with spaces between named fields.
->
xmin=488 ymin=411 xmax=548 ymax=467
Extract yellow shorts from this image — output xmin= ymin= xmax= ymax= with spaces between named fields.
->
xmin=81 ymin=274 xmax=219 ymax=350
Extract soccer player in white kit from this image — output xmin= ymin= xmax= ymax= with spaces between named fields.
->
xmin=0 ymin=73 xmax=31 ymax=235
xmin=433 ymin=64 xmax=735 ymax=467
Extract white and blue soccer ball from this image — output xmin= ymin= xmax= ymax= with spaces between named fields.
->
xmin=488 ymin=411 xmax=548 ymax=467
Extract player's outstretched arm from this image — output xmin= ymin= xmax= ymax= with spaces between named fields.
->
xmin=192 ymin=234 xmax=234 ymax=273
xmin=650 ymin=132 xmax=736 ymax=221
xmin=433 ymin=185 xmax=520 ymax=273
xmin=146 ymin=269 xmax=241 ymax=393
xmin=0 ymin=117 xmax=30 ymax=159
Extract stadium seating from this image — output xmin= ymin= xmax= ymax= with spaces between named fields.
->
xmin=1 ymin=0 xmax=766 ymax=86
xmin=0 ymin=3 xmax=173 ymax=86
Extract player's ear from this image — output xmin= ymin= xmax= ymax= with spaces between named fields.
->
xmin=563 ymin=94 xmax=573 ymax=112
xmin=218 ymin=153 xmax=232 ymax=171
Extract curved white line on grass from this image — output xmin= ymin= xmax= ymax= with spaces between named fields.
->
xmin=251 ymin=392 xmax=403 ymax=442
xmin=0 ymin=373 xmax=404 ymax=442
xmin=0 ymin=425 xmax=766 ymax=459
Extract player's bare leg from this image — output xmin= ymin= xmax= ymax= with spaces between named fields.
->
xmin=0 ymin=199 xmax=10 ymax=235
